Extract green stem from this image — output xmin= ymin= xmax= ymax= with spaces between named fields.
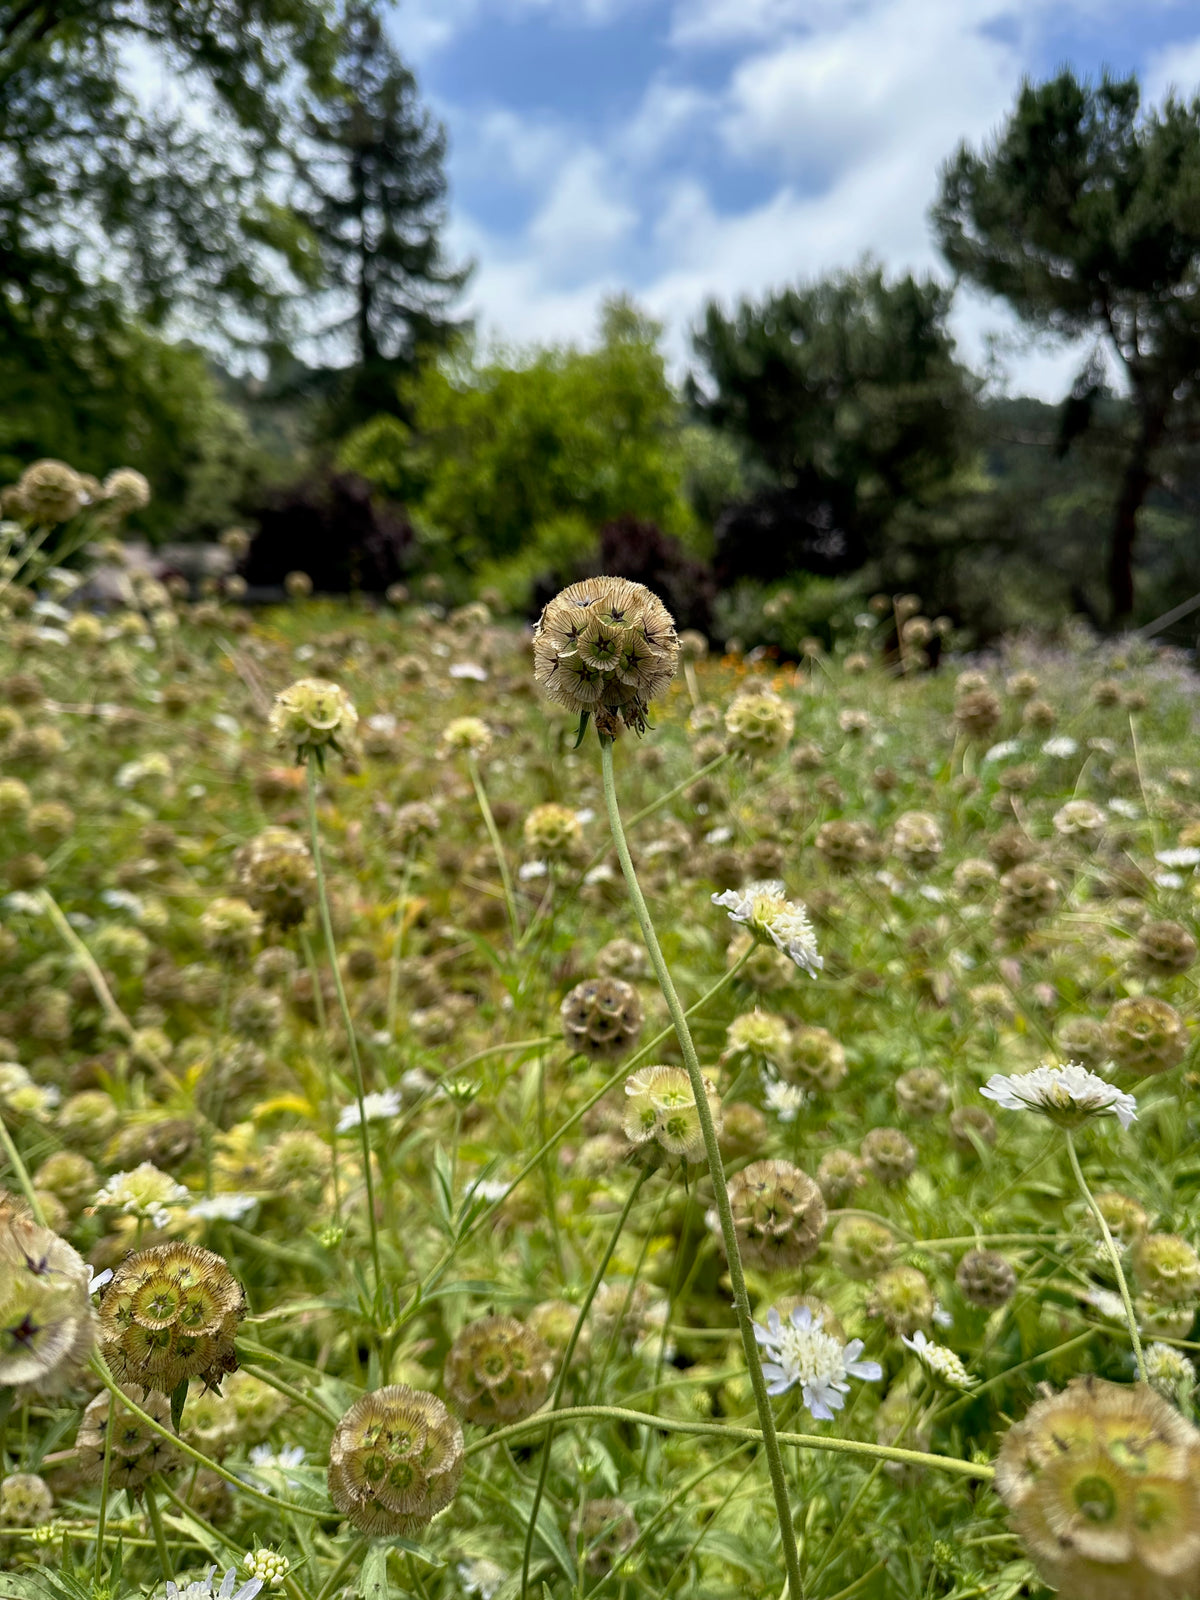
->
xmin=520 ymin=1165 xmax=650 ymax=1600
xmin=145 ymin=1482 xmax=172 ymax=1579
xmin=385 ymin=850 xmax=415 ymax=1036
xmin=0 ymin=1112 xmax=45 ymax=1223
xmin=238 ymin=1360 xmax=339 ymax=1427
xmin=88 ymin=1355 xmax=329 ymax=1518
xmin=467 ymin=751 xmax=519 ymax=942
xmin=466 ymin=1404 xmax=994 ymax=1480
xmin=306 ymin=756 xmax=383 ymax=1299
xmin=316 ymin=1538 xmax=368 ymax=1600
xmin=599 ymin=734 xmax=804 ymax=1600
xmin=93 ymin=1388 xmax=115 ymax=1586
xmin=1065 ymin=1130 xmax=1146 ymax=1383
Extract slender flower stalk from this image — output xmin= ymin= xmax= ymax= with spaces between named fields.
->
xmin=0 ymin=1113 xmax=45 ymax=1224
xmin=467 ymin=751 xmax=520 ymax=942
xmin=1065 ymin=1130 xmax=1147 ymax=1382
xmin=305 ymin=757 xmax=383 ymax=1299
xmin=600 ymin=733 xmax=806 ymax=1600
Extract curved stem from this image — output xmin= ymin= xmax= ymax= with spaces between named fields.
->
xmin=145 ymin=1482 xmax=172 ymax=1579
xmin=600 ymin=734 xmax=805 ymax=1600
xmin=0 ymin=1112 xmax=45 ymax=1223
xmin=519 ymin=1165 xmax=649 ymax=1599
xmin=466 ymin=1403 xmax=994 ymax=1481
xmin=1065 ymin=1130 xmax=1146 ymax=1383
xmin=467 ymin=751 xmax=519 ymax=942
xmin=306 ymin=756 xmax=383 ymax=1298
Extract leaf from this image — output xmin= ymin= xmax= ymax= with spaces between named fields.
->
xmin=571 ymin=710 xmax=591 ymax=749
xmin=170 ymin=1375 xmax=189 ymax=1432
xmin=358 ymin=1544 xmax=391 ymax=1600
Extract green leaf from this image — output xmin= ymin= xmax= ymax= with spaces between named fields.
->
xmin=170 ymin=1376 xmax=189 ymax=1432
xmin=358 ymin=1544 xmax=391 ymax=1600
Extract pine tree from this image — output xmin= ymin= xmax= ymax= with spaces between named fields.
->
xmin=304 ymin=4 xmax=470 ymax=417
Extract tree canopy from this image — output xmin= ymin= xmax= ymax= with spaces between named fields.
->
xmin=933 ymin=69 xmax=1200 ymax=622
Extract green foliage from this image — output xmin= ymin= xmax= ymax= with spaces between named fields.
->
xmin=713 ymin=575 xmax=866 ymax=653
xmin=933 ymin=69 xmax=1200 ymax=620
xmin=690 ymin=263 xmax=976 ymax=556
xmin=0 ymin=314 xmax=263 ymax=541
xmin=341 ymin=298 xmax=695 ymax=583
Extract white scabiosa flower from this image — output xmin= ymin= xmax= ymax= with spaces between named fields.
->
xmin=979 ymin=1061 xmax=1137 ymax=1130
xmin=763 ymin=1080 xmax=807 ymax=1123
xmin=752 ymin=1304 xmax=882 ymax=1419
xmin=93 ymin=1163 xmax=190 ymax=1229
xmin=901 ymin=1330 xmax=975 ymax=1390
xmin=712 ymin=881 xmax=822 ymax=977
xmin=1041 ymin=736 xmax=1078 ymax=758
xmin=1155 ymin=847 xmax=1200 ymax=870
xmin=163 ymin=1567 xmax=262 ymax=1600
xmin=336 ymin=1090 xmax=402 ymax=1133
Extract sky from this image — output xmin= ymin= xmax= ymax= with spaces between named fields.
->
xmin=385 ymin=0 xmax=1200 ymax=397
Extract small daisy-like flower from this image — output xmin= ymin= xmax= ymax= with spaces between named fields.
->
xmin=1041 ymin=736 xmax=1078 ymax=758
xmin=712 ymin=881 xmax=822 ymax=978
xmin=752 ymin=1304 xmax=882 ymax=1419
xmin=162 ymin=1566 xmax=262 ymax=1600
xmin=457 ymin=1557 xmax=505 ymax=1599
xmin=979 ymin=1061 xmax=1137 ymax=1130
xmin=1155 ymin=846 xmax=1200 ymax=869
xmin=187 ymin=1193 xmax=259 ymax=1222
xmin=335 ymin=1090 xmax=402 ymax=1133
xmin=93 ymin=1163 xmax=190 ymax=1229
xmin=901 ymin=1330 xmax=975 ymax=1389
xmin=763 ymin=1080 xmax=807 ymax=1123
xmin=982 ymin=739 xmax=1022 ymax=763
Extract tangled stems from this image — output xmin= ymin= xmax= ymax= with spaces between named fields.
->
xmin=305 ymin=754 xmax=383 ymax=1299
xmin=466 ymin=1404 xmax=995 ymax=1482
xmin=1064 ymin=1129 xmax=1147 ymax=1383
xmin=599 ymin=734 xmax=806 ymax=1600
xmin=519 ymin=1164 xmax=651 ymax=1599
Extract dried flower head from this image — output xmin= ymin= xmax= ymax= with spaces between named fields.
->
xmin=861 ymin=1126 xmax=918 ymax=1187
xmin=895 ymin=1067 xmax=950 ymax=1120
xmin=816 ymin=1149 xmax=866 ymax=1205
xmin=560 ymin=977 xmax=644 ymax=1061
xmin=441 ymin=716 xmax=493 ymax=756
xmin=623 ymin=1065 xmax=721 ymax=1162
xmin=829 ymin=1216 xmax=895 ymax=1280
xmin=269 ymin=679 xmax=357 ymax=763
xmin=327 ymin=1385 xmax=464 ymax=1537
xmin=1132 ymin=1234 xmax=1200 ymax=1306
xmin=1135 ymin=919 xmax=1197 ymax=975
xmin=523 ymin=802 xmax=583 ymax=861
xmin=16 ymin=459 xmax=86 ymax=524
xmin=98 ymin=1241 xmax=245 ymax=1394
xmin=995 ymin=1376 xmax=1200 ymax=1600
xmin=724 ymin=691 xmax=794 ymax=760
xmin=0 ymin=1471 xmax=53 ymax=1527
xmin=1104 ymin=996 xmax=1188 ymax=1075
xmin=235 ymin=827 xmax=317 ymax=930
xmin=718 ymin=1159 xmax=827 ymax=1271
xmin=891 ymin=811 xmax=943 ymax=870
xmin=533 ymin=576 xmax=679 ymax=737
xmin=0 ymin=1195 xmax=94 ymax=1395
xmin=956 ymin=1249 xmax=1017 ymax=1309
xmin=199 ymin=898 xmax=263 ymax=963
xmin=868 ymin=1265 xmax=935 ymax=1336
xmin=443 ymin=1314 xmax=554 ymax=1423
xmin=77 ymin=1385 xmax=181 ymax=1494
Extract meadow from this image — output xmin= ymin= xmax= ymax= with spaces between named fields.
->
xmin=3 ymin=465 xmax=1200 ymax=1600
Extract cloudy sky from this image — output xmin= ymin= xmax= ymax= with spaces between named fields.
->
xmin=388 ymin=0 xmax=1200 ymax=396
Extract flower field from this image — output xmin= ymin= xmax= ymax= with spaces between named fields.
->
xmin=3 ymin=480 xmax=1200 ymax=1600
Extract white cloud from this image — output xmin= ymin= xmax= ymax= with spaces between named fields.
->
xmin=528 ymin=150 xmax=638 ymax=274
xmin=1143 ymin=36 xmax=1200 ymax=104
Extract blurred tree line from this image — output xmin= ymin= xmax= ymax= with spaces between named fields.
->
xmin=4 ymin=8 xmax=1200 ymax=642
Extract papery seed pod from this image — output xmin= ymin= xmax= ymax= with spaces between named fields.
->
xmin=560 ymin=977 xmax=643 ymax=1061
xmin=441 ymin=716 xmax=493 ymax=756
xmin=954 ymin=688 xmax=1002 ymax=741
xmin=1006 ymin=671 xmax=1039 ymax=700
xmin=718 ymin=1160 xmax=826 ymax=1271
xmin=868 ymin=1265 xmax=934 ymax=1337
xmin=269 ymin=679 xmax=357 ymax=762
xmin=623 ymin=1065 xmax=721 ymax=1163
xmin=988 ymin=824 xmax=1037 ymax=873
xmin=789 ymin=1025 xmax=846 ymax=1091
xmin=1104 ymin=996 xmax=1188 ymax=1074
xmin=1056 ymin=1016 xmax=1107 ymax=1068
xmin=1087 ymin=1191 xmax=1149 ymax=1251
xmin=814 ymin=819 xmax=871 ymax=873
xmin=995 ymin=1375 xmax=1200 ymax=1600
xmin=570 ymin=1497 xmax=639 ymax=1576
xmin=1133 ymin=1234 xmax=1200 ymax=1306
xmin=816 ymin=1149 xmax=866 ymax=1205
xmin=595 ymin=938 xmax=648 ymax=980
xmin=199 ymin=898 xmax=263 ymax=963
xmin=16 ymin=460 xmax=86 ymax=524
xmin=443 ymin=1315 xmax=554 ymax=1424
xmin=723 ymin=1009 xmax=792 ymax=1074
xmin=956 ymin=1249 xmax=1016 ymax=1309
xmin=0 ymin=1472 xmax=53 ymax=1526
xmin=717 ymin=1101 xmax=768 ymax=1161
xmin=861 ymin=1127 xmax=917 ymax=1187
xmin=952 ymin=857 xmax=997 ymax=899
xmin=392 ymin=800 xmax=440 ymax=848
xmin=76 ymin=1386 xmax=180 ymax=1494
xmin=235 ymin=827 xmax=318 ymax=931
xmin=327 ymin=1384 xmax=464 ymax=1537
xmin=0 ymin=1195 xmax=94 ymax=1395
xmin=533 ymin=576 xmax=679 ymax=737
xmin=724 ymin=692 xmax=794 ymax=760
xmin=829 ymin=1216 xmax=895 ymax=1281
xmin=891 ymin=811 xmax=943 ymax=871
xmin=31 ymin=1151 xmax=96 ymax=1211
xmin=98 ymin=1242 xmax=245 ymax=1394
xmin=523 ymin=803 xmax=583 ymax=861
xmin=895 ymin=1067 xmax=950 ymax=1120
xmin=1135 ymin=919 xmax=1197 ymax=975
xmin=995 ymin=863 xmax=1059 ymax=931
xmin=527 ymin=1299 xmax=590 ymax=1364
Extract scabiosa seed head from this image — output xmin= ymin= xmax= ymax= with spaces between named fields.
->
xmin=723 ymin=691 xmax=794 ymax=760
xmin=0 ymin=1472 xmax=53 ymax=1526
xmin=1087 ymin=1192 xmax=1149 ymax=1252
xmin=895 ymin=1067 xmax=950 ymax=1120
xmin=1104 ymin=996 xmax=1188 ymax=1075
xmin=956 ymin=1249 xmax=1017 ymax=1309
xmin=717 ymin=1160 xmax=827 ymax=1272
xmin=16 ymin=459 xmax=86 ymax=524
xmin=722 ymin=1009 xmax=792 ymax=1074
xmin=522 ymin=803 xmax=583 ymax=861
xmin=623 ymin=1065 xmax=721 ymax=1162
xmin=235 ymin=827 xmax=317 ymax=931
xmin=814 ymin=819 xmax=872 ymax=873
xmin=440 ymin=716 xmax=492 ymax=757
xmin=868 ymin=1265 xmax=935 ymax=1336
xmin=570 ymin=1498 xmax=639 ymax=1576
xmin=816 ymin=1149 xmax=866 ymax=1205
xmin=1135 ymin=919 xmax=1197 ymax=975
xmin=789 ymin=1025 xmax=846 ymax=1091
xmin=77 ymin=1385 xmax=181 ymax=1494
xmin=860 ymin=1127 xmax=918 ymax=1187
xmin=891 ymin=811 xmax=943 ymax=870
xmin=327 ymin=1385 xmax=464 ymax=1537
xmin=199 ymin=898 xmax=263 ymax=963
xmin=595 ymin=938 xmax=648 ymax=980
xmin=560 ymin=977 xmax=643 ymax=1061
xmin=995 ymin=1376 xmax=1200 ymax=1600
xmin=533 ymin=577 xmax=679 ymax=737
xmin=269 ymin=680 xmax=357 ymax=763
xmin=443 ymin=1315 xmax=554 ymax=1424
xmin=0 ymin=1195 xmax=94 ymax=1395
xmin=98 ymin=1242 xmax=245 ymax=1394
xmin=829 ymin=1216 xmax=895 ymax=1280
xmin=1132 ymin=1234 xmax=1200 ymax=1306
xmin=995 ymin=863 xmax=1060 ymax=930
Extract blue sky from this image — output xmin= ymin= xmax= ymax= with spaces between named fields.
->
xmin=386 ymin=0 xmax=1200 ymax=396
